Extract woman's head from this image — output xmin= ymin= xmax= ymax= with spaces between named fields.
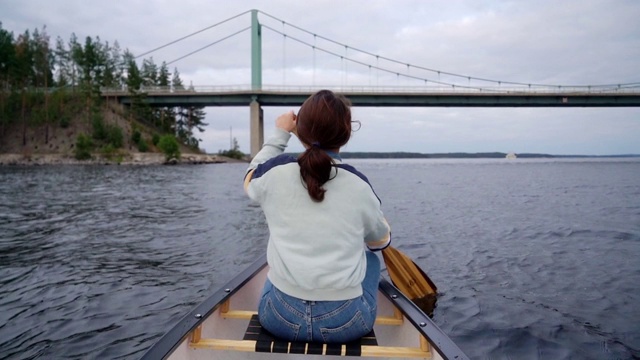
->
xmin=296 ymin=90 xmax=352 ymax=150
xmin=297 ymin=90 xmax=353 ymax=202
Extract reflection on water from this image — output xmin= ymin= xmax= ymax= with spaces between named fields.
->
xmin=1 ymin=158 xmax=639 ymax=359
xmin=0 ymin=164 xmax=268 ymax=359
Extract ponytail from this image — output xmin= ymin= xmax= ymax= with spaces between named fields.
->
xmin=296 ymin=90 xmax=352 ymax=202
xmin=298 ymin=145 xmax=333 ymax=202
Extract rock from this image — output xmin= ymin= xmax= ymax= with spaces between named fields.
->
xmin=0 ymin=152 xmax=238 ymax=166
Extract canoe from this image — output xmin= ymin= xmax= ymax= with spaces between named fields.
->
xmin=141 ymin=254 xmax=469 ymax=360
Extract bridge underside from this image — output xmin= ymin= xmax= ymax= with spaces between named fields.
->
xmin=117 ymin=92 xmax=640 ymax=107
xmin=113 ymin=91 xmax=640 ymax=157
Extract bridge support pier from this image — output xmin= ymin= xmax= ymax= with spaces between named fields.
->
xmin=250 ymin=99 xmax=264 ymax=157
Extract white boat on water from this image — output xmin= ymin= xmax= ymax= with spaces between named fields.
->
xmin=505 ymin=153 xmax=517 ymax=159
xmin=140 ymin=254 xmax=469 ymax=360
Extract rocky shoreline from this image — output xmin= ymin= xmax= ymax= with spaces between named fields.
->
xmin=0 ymin=153 xmax=240 ymax=166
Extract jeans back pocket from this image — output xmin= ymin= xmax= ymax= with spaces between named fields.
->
xmin=259 ymin=297 xmax=302 ymax=342
xmin=319 ymin=310 xmax=372 ymax=343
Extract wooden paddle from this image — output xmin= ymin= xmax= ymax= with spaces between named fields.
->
xmin=382 ymin=246 xmax=438 ymax=314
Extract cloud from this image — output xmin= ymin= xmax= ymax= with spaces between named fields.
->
xmin=2 ymin=0 xmax=639 ymax=155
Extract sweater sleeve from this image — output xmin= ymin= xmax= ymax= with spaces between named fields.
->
xmin=243 ymin=128 xmax=292 ymax=198
xmin=363 ymin=196 xmax=391 ymax=251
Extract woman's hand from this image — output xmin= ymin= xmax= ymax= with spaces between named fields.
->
xmin=275 ymin=111 xmax=297 ymax=135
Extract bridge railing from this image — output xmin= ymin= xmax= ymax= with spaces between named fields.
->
xmin=100 ymin=84 xmax=640 ymax=96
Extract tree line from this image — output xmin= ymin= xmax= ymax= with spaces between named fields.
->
xmin=0 ymin=22 xmax=207 ymax=153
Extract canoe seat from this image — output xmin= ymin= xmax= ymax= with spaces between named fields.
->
xmin=190 ymin=299 xmax=432 ymax=358
xmin=243 ymin=314 xmax=377 ymax=356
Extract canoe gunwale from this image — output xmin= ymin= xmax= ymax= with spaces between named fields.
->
xmin=141 ymin=254 xmax=469 ymax=360
xmin=140 ymin=255 xmax=269 ymax=360
xmin=378 ymin=279 xmax=469 ymax=360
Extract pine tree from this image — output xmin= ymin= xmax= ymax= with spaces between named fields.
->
xmin=32 ymin=27 xmax=53 ymax=142
xmin=157 ymin=62 xmax=173 ymax=131
xmin=101 ymin=40 xmax=118 ymax=88
xmin=110 ymin=40 xmax=124 ymax=87
xmin=0 ymin=22 xmax=209 ymax=153
xmin=171 ymin=68 xmax=185 ymax=135
xmin=124 ymin=51 xmax=142 ymax=92
xmin=0 ymin=23 xmax=16 ymax=136
xmin=14 ymin=30 xmax=35 ymax=145
xmin=186 ymin=106 xmax=208 ymax=146
xmin=67 ymin=33 xmax=81 ymax=89
xmin=53 ymin=36 xmax=70 ymax=86
xmin=158 ymin=62 xmax=170 ymax=87
xmin=141 ymin=57 xmax=158 ymax=87
xmin=0 ymin=23 xmax=16 ymax=89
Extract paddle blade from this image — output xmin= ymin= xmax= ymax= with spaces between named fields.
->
xmin=382 ymin=246 xmax=437 ymax=300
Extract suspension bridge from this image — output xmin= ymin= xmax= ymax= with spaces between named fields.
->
xmin=101 ymin=10 xmax=640 ymax=156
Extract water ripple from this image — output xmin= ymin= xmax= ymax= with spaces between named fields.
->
xmin=1 ymin=160 xmax=639 ymax=359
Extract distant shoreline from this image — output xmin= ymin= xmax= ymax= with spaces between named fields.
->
xmin=316 ymin=152 xmax=640 ymax=159
xmin=2 ymin=151 xmax=638 ymax=166
xmin=0 ymin=153 xmax=237 ymax=166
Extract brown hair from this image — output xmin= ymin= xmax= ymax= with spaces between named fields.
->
xmin=296 ymin=90 xmax=352 ymax=202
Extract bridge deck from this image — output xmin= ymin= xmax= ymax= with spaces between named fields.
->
xmin=103 ymin=87 xmax=640 ymax=107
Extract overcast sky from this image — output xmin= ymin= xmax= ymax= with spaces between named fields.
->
xmin=2 ymin=0 xmax=639 ymax=155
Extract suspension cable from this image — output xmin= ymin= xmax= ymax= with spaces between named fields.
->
xmin=136 ymin=10 xmax=251 ymax=59
xmin=282 ymin=21 xmax=286 ymax=85
xmin=166 ymin=27 xmax=250 ymax=66
xmin=263 ymin=24 xmax=640 ymax=92
xmin=257 ymin=10 xmax=639 ymax=88
xmin=345 ymin=46 xmax=348 ymax=86
xmin=262 ymin=24 xmax=490 ymax=91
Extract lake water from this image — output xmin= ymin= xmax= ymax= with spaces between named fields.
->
xmin=0 ymin=158 xmax=639 ymax=359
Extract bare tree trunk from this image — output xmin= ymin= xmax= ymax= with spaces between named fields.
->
xmin=21 ymin=90 xmax=27 ymax=146
xmin=60 ymin=93 xmax=65 ymax=129
xmin=188 ymin=107 xmax=192 ymax=143
xmin=45 ymin=71 xmax=49 ymax=144
xmin=86 ymin=97 xmax=90 ymax=124
xmin=0 ymin=88 xmax=5 ymax=137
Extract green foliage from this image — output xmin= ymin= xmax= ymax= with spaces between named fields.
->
xmin=131 ymin=129 xmax=141 ymax=144
xmin=158 ymin=62 xmax=170 ymax=86
xmin=59 ymin=114 xmax=70 ymax=128
xmin=0 ymin=21 xmax=207 ymax=155
xmin=125 ymin=53 xmax=143 ymax=91
xmin=102 ymin=143 xmax=115 ymax=156
xmin=106 ymin=125 xmax=123 ymax=148
xmin=75 ymin=133 xmax=93 ymax=160
xmin=152 ymin=133 xmax=160 ymax=146
xmin=219 ymin=148 xmax=245 ymax=160
xmin=90 ymin=108 xmax=123 ymax=148
xmin=218 ymin=137 xmax=245 ymax=160
xmin=174 ymin=105 xmax=207 ymax=148
xmin=131 ymin=127 xmax=148 ymax=152
xmin=157 ymin=134 xmax=180 ymax=161
xmin=102 ymin=144 xmax=124 ymax=164
xmin=137 ymin=138 xmax=149 ymax=152
xmin=91 ymin=111 xmax=107 ymax=140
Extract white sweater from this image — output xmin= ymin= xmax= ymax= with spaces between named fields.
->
xmin=244 ymin=128 xmax=391 ymax=301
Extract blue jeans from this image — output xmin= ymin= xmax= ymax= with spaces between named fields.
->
xmin=258 ymin=252 xmax=380 ymax=343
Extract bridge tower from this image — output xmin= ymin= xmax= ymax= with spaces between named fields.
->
xmin=250 ymin=9 xmax=264 ymax=157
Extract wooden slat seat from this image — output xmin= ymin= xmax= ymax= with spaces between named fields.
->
xmin=191 ymin=338 xmax=431 ymax=358
xmin=190 ymin=314 xmax=432 ymax=358
xmin=189 ymin=297 xmax=432 ymax=359
xmin=244 ymin=314 xmax=377 ymax=356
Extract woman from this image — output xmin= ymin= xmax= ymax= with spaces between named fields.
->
xmin=243 ymin=90 xmax=391 ymax=343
